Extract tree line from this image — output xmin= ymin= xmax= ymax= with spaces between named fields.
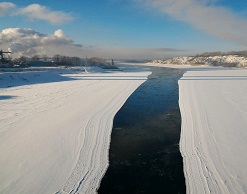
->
xmin=12 ymin=54 xmax=84 ymax=66
xmin=1 ymin=54 xmax=117 ymax=69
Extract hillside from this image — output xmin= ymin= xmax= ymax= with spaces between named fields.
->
xmin=152 ymin=53 xmax=247 ymax=68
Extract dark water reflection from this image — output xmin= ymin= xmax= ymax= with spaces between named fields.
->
xmin=98 ymin=66 xmax=186 ymax=194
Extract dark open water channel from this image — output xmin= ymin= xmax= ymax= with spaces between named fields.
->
xmin=98 ymin=65 xmax=186 ymax=194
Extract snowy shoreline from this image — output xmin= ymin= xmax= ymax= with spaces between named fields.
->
xmin=179 ymin=69 xmax=247 ymax=194
xmin=0 ymin=67 xmax=151 ymax=194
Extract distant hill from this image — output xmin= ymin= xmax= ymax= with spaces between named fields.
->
xmin=151 ymin=51 xmax=247 ymax=68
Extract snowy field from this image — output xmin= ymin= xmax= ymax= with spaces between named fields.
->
xmin=179 ymin=68 xmax=247 ymax=193
xmin=0 ymin=67 xmax=150 ymax=194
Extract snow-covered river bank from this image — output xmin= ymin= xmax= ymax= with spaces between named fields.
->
xmin=179 ymin=69 xmax=247 ymax=194
xmin=0 ymin=67 xmax=150 ymax=194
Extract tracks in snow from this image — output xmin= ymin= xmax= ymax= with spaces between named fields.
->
xmin=56 ymin=81 xmax=145 ymax=194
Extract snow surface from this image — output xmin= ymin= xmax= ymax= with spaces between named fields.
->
xmin=0 ymin=67 xmax=150 ymax=194
xmin=179 ymin=69 xmax=247 ymax=194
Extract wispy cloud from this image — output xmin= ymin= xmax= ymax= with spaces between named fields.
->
xmin=17 ymin=4 xmax=73 ymax=24
xmin=137 ymin=0 xmax=247 ymax=46
xmin=0 ymin=2 xmax=16 ymax=16
xmin=0 ymin=2 xmax=73 ymax=24
xmin=0 ymin=28 xmax=82 ymax=56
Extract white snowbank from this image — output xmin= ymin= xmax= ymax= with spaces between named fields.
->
xmin=179 ymin=69 xmax=247 ymax=193
xmin=0 ymin=67 xmax=151 ymax=194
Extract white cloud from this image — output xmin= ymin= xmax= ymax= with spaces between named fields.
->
xmin=54 ymin=29 xmax=65 ymax=38
xmin=0 ymin=2 xmax=73 ymax=24
xmin=0 ymin=2 xmax=16 ymax=16
xmin=17 ymin=4 xmax=73 ymax=24
xmin=137 ymin=0 xmax=247 ymax=46
xmin=0 ymin=28 xmax=82 ymax=57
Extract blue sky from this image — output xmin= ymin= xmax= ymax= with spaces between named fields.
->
xmin=1 ymin=0 xmax=247 ymax=59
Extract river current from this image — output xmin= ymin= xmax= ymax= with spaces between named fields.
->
xmin=98 ymin=65 xmax=186 ymax=194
